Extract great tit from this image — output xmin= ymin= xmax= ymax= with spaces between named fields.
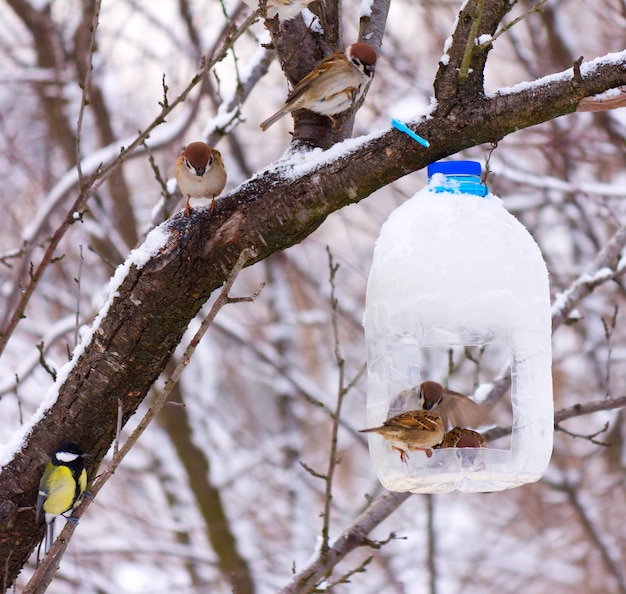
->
xmin=36 ymin=442 xmax=89 ymax=555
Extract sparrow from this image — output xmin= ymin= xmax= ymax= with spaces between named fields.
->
xmin=436 ymin=426 xmax=486 ymax=466
xmin=175 ymin=142 xmax=227 ymax=216
xmin=360 ymin=410 xmax=445 ymax=463
xmin=436 ymin=427 xmax=487 ymax=449
xmin=407 ymin=381 xmax=485 ymax=430
xmin=243 ymin=0 xmax=315 ymax=21
xmin=260 ymin=42 xmax=377 ymax=131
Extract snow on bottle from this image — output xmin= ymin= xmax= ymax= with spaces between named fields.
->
xmin=364 ymin=160 xmax=553 ymax=493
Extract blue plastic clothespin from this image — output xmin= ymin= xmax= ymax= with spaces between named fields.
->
xmin=391 ymin=119 xmax=430 ymax=148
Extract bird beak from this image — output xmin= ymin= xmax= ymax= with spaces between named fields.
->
xmin=195 ymin=167 xmax=206 ymax=177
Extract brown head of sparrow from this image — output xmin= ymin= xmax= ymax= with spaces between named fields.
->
xmin=417 ymin=381 xmax=485 ymax=430
xmin=360 ymin=409 xmax=445 ymax=463
xmin=243 ymin=0 xmax=315 ymax=21
xmin=175 ymin=142 xmax=227 ymax=216
xmin=260 ymin=42 xmax=377 ymax=131
xmin=436 ymin=426 xmax=487 ymax=466
xmin=437 ymin=426 xmax=487 ymax=449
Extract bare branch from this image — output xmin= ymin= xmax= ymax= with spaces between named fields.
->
xmin=320 ymin=249 xmax=346 ymax=559
xmin=480 ymin=0 xmax=549 ymax=48
xmin=458 ymin=0 xmax=486 ymax=83
xmin=278 ymin=491 xmax=411 ymax=594
xmin=75 ymin=0 xmax=102 ymax=189
xmin=550 ymin=478 xmax=626 ymax=594
xmin=483 ymin=395 xmax=626 ymax=442
xmin=555 ymin=421 xmax=611 ymax=447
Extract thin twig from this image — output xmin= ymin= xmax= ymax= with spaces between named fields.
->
xmin=458 ymin=0 xmax=486 ymax=82
xmin=483 ymin=395 xmax=626 ymax=442
xmin=479 ymin=0 xmax=548 ymax=48
xmin=35 ymin=342 xmax=56 ymax=382
xmin=550 ymin=477 xmax=626 ymax=594
xmin=0 ymin=242 xmax=27 ymax=268
xmin=323 ymin=555 xmax=374 ymax=589
xmin=73 ymin=245 xmax=84 ymax=349
xmin=601 ymin=305 xmax=618 ymax=395
xmin=75 ymin=0 xmax=102 ymax=189
xmin=555 ymin=421 xmax=611 ymax=447
xmin=320 ymin=248 xmax=344 ymax=559
xmin=23 ymin=247 xmax=260 ymax=594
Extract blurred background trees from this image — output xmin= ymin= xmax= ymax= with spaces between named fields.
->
xmin=0 ymin=0 xmax=625 ymax=592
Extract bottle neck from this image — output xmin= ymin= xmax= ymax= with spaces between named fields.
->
xmin=429 ymin=174 xmax=489 ymax=197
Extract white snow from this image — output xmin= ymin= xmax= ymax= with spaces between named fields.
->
xmin=359 ymin=0 xmax=375 ymax=18
xmin=492 ymin=49 xmax=626 ymax=98
xmin=301 ymin=8 xmax=323 ymax=34
xmin=551 ymin=268 xmax=614 ymax=315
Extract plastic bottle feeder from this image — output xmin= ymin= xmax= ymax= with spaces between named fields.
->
xmin=364 ymin=161 xmax=553 ymax=493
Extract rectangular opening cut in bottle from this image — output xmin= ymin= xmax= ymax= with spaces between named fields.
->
xmin=365 ymin=331 xmax=551 ymax=493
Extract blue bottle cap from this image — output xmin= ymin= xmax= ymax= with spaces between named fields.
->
xmin=427 ymin=161 xmax=482 ymax=177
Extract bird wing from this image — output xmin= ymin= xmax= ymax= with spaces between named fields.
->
xmin=284 ymin=52 xmax=343 ymax=105
xmin=74 ymin=468 xmax=88 ymax=508
xmin=440 ymin=389 xmax=486 ymax=428
xmin=36 ymin=461 xmax=54 ymax=524
xmin=386 ymin=410 xmax=441 ymax=432
xmin=36 ymin=488 xmax=47 ymax=524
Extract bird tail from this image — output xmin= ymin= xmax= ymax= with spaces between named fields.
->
xmin=44 ymin=518 xmax=55 ymax=555
xmin=260 ymin=109 xmax=288 ymax=131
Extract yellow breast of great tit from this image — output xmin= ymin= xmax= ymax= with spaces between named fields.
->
xmin=39 ymin=463 xmax=87 ymax=516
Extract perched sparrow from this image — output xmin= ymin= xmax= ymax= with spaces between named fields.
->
xmin=260 ymin=42 xmax=377 ymax=131
xmin=243 ymin=0 xmax=315 ymax=21
xmin=175 ymin=142 xmax=227 ymax=216
xmin=437 ymin=426 xmax=487 ymax=449
xmin=417 ymin=381 xmax=485 ymax=430
xmin=360 ymin=410 xmax=445 ymax=463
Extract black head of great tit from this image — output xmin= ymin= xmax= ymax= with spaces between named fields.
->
xmin=36 ymin=441 xmax=89 ymax=556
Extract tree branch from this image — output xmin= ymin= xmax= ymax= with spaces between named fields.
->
xmin=277 ymin=491 xmax=411 ymax=594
